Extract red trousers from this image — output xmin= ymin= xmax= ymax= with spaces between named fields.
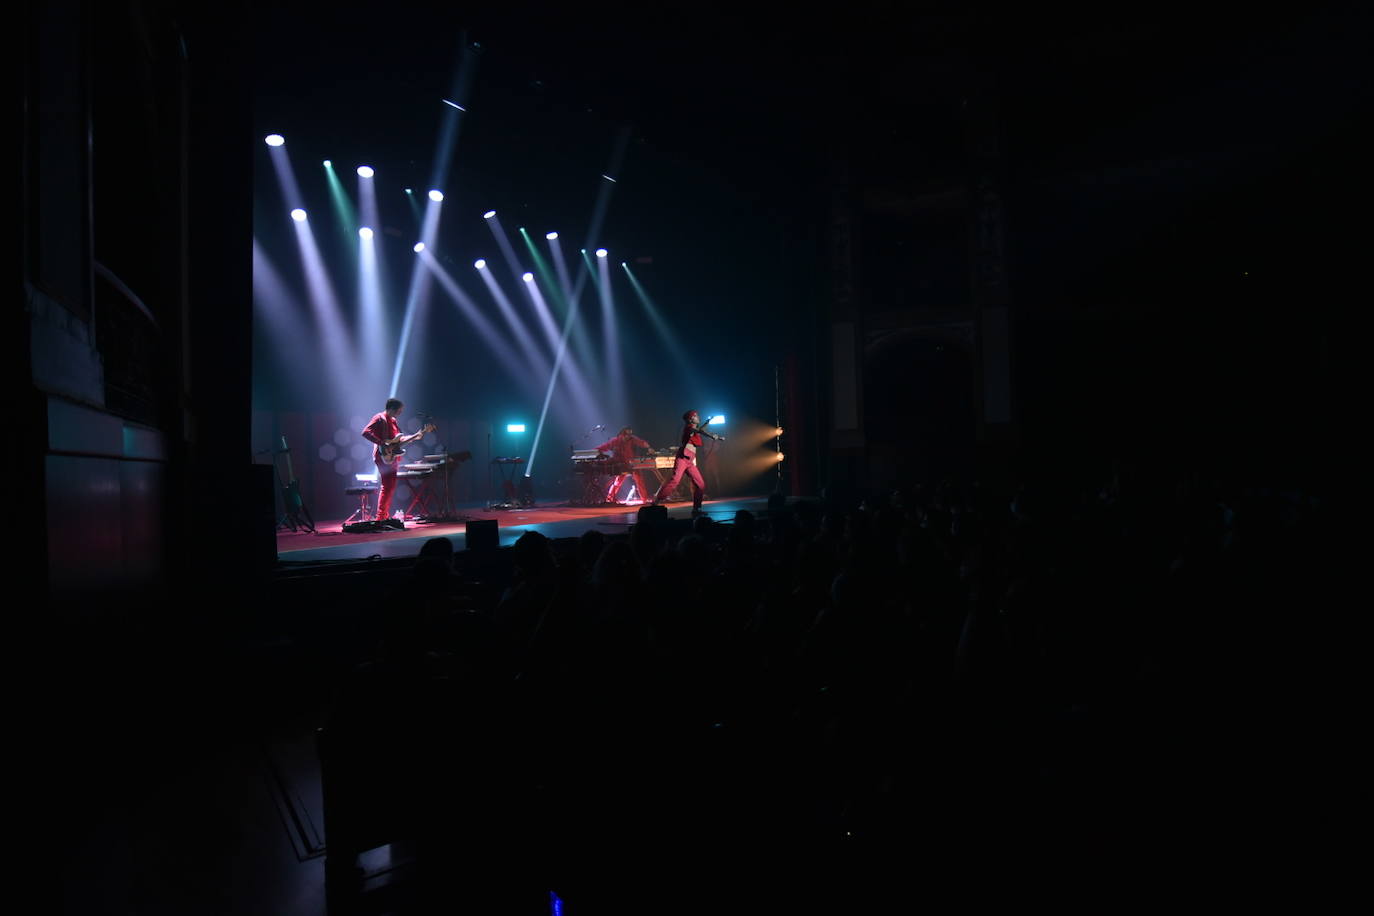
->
xmin=374 ymin=459 xmax=399 ymax=520
xmin=654 ymin=457 xmax=705 ymax=509
xmin=607 ymin=471 xmax=654 ymax=503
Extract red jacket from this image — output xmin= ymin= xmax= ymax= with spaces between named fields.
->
xmin=597 ymin=433 xmax=650 ymax=462
xmin=675 ymin=423 xmax=704 ymax=460
xmin=361 ymin=412 xmax=401 ymax=464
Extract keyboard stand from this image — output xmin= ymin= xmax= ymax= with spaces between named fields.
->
xmin=398 ymin=470 xmax=436 ymax=519
xmin=488 ymin=458 xmax=525 ymax=510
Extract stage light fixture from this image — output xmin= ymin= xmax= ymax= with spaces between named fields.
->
xmin=775 ymin=427 xmax=784 ymax=437
xmin=708 ymin=415 xmax=726 ymax=425
xmin=265 ymin=134 xmax=285 ymax=147
xmin=483 ymin=210 xmax=496 ymax=219
xmin=290 ymin=208 xmax=307 ymax=222
xmin=359 ymin=227 xmax=374 ymax=239
xmin=428 ymin=190 xmax=444 ymax=202
xmin=507 ymin=424 xmax=526 ymax=433
xmin=357 ymin=165 xmax=375 ymax=178
xmin=776 ymin=453 xmax=785 ymax=462
xmin=442 ymin=99 xmax=466 ymax=110
xmin=595 ymin=248 xmax=608 ymax=258
xmin=545 ymin=231 xmax=558 ymax=240
xmin=404 ymin=188 xmax=413 ymax=194
xmin=323 ymin=159 xmax=332 ymax=168
xmin=602 ymin=174 xmax=616 ymax=182
xmin=522 ymin=273 xmax=534 ymax=282
xmin=413 ymin=242 xmax=425 ymax=253
xmin=474 ymin=259 xmax=487 ymax=270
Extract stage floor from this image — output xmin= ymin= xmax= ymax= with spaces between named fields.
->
xmin=275 ymin=495 xmax=770 ymax=564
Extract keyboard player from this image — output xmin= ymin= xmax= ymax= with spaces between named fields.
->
xmin=595 ymin=426 xmax=654 ymax=504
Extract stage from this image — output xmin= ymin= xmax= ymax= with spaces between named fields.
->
xmin=274 ymin=495 xmax=771 ymax=564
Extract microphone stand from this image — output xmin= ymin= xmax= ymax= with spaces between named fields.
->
xmin=694 ymin=419 xmax=725 ymax=507
xmin=486 ymin=427 xmax=494 ymax=511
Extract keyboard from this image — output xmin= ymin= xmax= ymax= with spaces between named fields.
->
xmin=630 ymin=456 xmax=677 ymax=469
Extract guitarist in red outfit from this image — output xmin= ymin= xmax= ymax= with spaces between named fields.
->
xmin=650 ymin=409 xmax=723 ymax=515
xmin=361 ymin=398 xmax=432 ymax=524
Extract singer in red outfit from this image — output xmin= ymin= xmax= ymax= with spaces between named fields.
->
xmin=595 ymin=426 xmax=654 ymax=504
xmin=651 ymin=409 xmax=722 ymax=514
xmin=360 ymin=397 xmax=416 ymax=522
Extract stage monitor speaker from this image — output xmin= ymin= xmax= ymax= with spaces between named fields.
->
xmin=465 ymin=518 xmax=499 ymax=551
xmin=636 ymin=505 xmax=667 ymax=526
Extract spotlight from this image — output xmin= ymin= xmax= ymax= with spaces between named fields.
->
xmin=404 ymin=188 xmax=413 ymax=194
xmin=323 ymin=159 xmax=332 ymax=168
xmin=522 ymin=272 xmax=534 ymax=282
xmin=775 ymin=427 xmax=784 ymax=437
xmin=442 ymin=99 xmax=466 ymax=111
xmin=776 ymin=453 xmax=785 ymax=462
xmin=265 ymin=134 xmax=285 ymax=147
xmin=357 ymin=165 xmax=375 ymax=178
xmin=507 ymin=424 xmax=526 ymax=433
xmin=359 ymin=227 xmax=374 ymax=239
xmin=474 ymin=259 xmax=487 ymax=270
xmin=429 ymin=190 xmax=444 ymax=202
xmin=602 ymin=174 xmax=617 ymax=182
xmin=546 ymin=231 xmax=558 ymax=240
xmin=708 ymin=415 xmax=726 ymax=425
xmin=483 ymin=210 xmax=496 ymax=219
xmin=290 ymin=208 xmax=307 ymax=222
xmin=595 ymin=248 xmax=608 ymax=258
xmin=413 ymin=242 xmax=425 ymax=253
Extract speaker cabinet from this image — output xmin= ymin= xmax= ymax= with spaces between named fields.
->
xmin=636 ymin=504 xmax=668 ymax=526
xmin=465 ymin=518 xmax=499 ymax=551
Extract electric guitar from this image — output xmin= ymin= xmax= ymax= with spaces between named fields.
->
xmin=695 ymin=416 xmax=725 ymax=442
xmin=379 ymin=423 xmax=437 ymax=463
xmin=276 ymin=436 xmax=315 ymax=532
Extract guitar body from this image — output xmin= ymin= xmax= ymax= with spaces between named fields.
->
xmin=279 ymin=477 xmax=314 ymax=531
xmin=282 ymin=478 xmax=304 ymax=511
xmin=378 ymin=423 xmax=437 ymax=463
